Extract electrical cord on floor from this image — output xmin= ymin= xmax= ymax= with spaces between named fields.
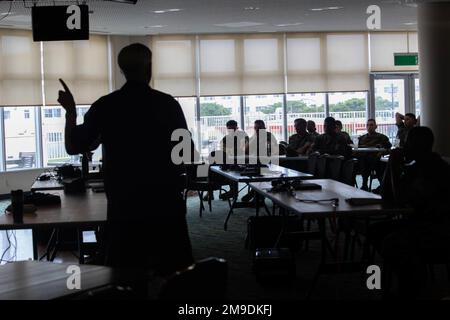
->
xmin=0 ymin=231 xmax=18 ymax=264
xmin=0 ymin=231 xmax=12 ymax=264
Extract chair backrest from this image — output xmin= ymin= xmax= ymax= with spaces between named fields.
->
xmin=159 ymin=257 xmax=228 ymax=300
xmin=278 ymin=143 xmax=287 ymax=156
xmin=316 ymin=155 xmax=328 ymax=179
xmin=340 ymin=158 xmax=358 ymax=186
xmin=307 ymin=153 xmax=319 ymax=175
xmin=326 ymin=155 xmax=344 ymax=181
xmin=184 ymin=163 xmax=198 ymax=183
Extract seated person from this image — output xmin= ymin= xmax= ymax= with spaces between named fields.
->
xmin=245 ymin=120 xmax=279 ymax=158
xmin=287 ymin=118 xmax=313 ymax=156
xmin=242 ymin=120 xmax=278 ymax=202
xmin=219 ymin=120 xmax=248 ymax=199
xmin=307 ymin=120 xmax=320 ymax=140
xmin=335 ymin=120 xmax=353 ymax=145
xmin=368 ymin=127 xmax=450 ymax=298
xmin=357 ymin=119 xmax=392 ymax=191
xmin=220 ymin=120 xmax=248 ymax=160
xmin=395 ymin=112 xmax=418 ymax=147
xmin=310 ymin=117 xmax=351 ymax=159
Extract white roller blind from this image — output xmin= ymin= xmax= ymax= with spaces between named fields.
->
xmin=199 ymin=35 xmax=241 ymax=96
xmin=242 ymin=34 xmax=284 ymax=95
xmin=369 ymin=32 xmax=418 ymax=72
xmin=152 ymin=35 xmax=196 ymax=97
xmin=286 ymin=34 xmax=325 ymax=93
xmin=0 ymin=30 xmax=42 ymax=106
xmin=326 ymin=33 xmax=369 ymax=91
xmin=44 ymin=35 xmax=109 ymax=105
xmin=199 ymin=34 xmax=284 ymax=95
xmin=286 ymin=32 xmax=369 ymax=93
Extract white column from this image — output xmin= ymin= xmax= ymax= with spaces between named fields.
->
xmin=418 ymin=2 xmax=450 ymax=157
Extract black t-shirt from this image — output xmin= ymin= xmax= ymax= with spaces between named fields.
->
xmin=401 ymin=153 xmax=450 ymax=222
xmin=312 ymin=132 xmax=351 ymax=158
xmin=71 ymin=81 xmax=188 ymax=222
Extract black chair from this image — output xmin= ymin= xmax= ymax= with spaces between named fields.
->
xmin=316 ymin=155 xmax=328 ymax=179
xmin=307 ymin=153 xmax=319 ymax=176
xmin=340 ymin=158 xmax=359 ymax=186
xmin=278 ymin=142 xmax=288 ymax=156
xmin=159 ymin=257 xmax=228 ymax=300
xmin=326 ymin=155 xmax=344 ymax=181
xmin=184 ymin=164 xmax=230 ymax=217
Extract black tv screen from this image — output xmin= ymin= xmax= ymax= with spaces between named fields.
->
xmin=32 ymin=5 xmax=89 ymax=42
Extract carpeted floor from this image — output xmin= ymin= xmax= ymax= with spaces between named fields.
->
xmin=1 ymin=183 xmax=450 ymax=300
xmin=185 ymin=189 xmax=383 ymax=300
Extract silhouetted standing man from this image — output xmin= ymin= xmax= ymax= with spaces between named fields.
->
xmin=58 ymin=44 xmax=193 ymax=277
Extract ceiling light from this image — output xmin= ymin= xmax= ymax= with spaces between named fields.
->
xmin=152 ymin=8 xmax=183 ymax=14
xmin=214 ymin=21 xmax=265 ymax=28
xmin=275 ymin=22 xmax=303 ymax=27
xmin=403 ymin=22 xmax=417 ymax=25
xmin=310 ymin=6 xmax=343 ymax=11
xmin=244 ymin=7 xmax=260 ymax=11
xmin=144 ymin=25 xmax=167 ymax=28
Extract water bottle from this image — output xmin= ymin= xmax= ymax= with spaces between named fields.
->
xmin=11 ymin=190 xmax=24 ymax=223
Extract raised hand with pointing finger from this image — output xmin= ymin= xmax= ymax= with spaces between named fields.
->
xmin=58 ymin=78 xmax=76 ymax=115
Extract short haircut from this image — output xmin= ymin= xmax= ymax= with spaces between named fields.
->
xmin=294 ymin=118 xmax=307 ymax=126
xmin=405 ymin=113 xmax=417 ymax=120
xmin=367 ymin=118 xmax=376 ymax=124
xmin=335 ymin=120 xmax=343 ymax=127
xmin=324 ymin=117 xmax=336 ymax=132
xmin=226 ymin=120 xmax=238 ymax=128
xmin=118 ymin=43 xmax=152 ymax=77
xmin=254 ymin=120 xmax=266 ymax=128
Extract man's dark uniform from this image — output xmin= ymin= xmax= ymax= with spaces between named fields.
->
xmin=287 ymin=132 xmax=313 ymax=155
xmin=311 ymin=132 xmax=351 ymax=158
xmin=357 ymin=132 xmax=392 ymax=188
xmin=71 ymin=81 xmax=193 ymax=275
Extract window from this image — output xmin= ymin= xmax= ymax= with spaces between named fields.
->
xmin=24 ymin=109 xmax=30 ymax=119
xmin=244 ymin=94 xmax=284 ymax=142
xmin=199 ymin=96 xmax=241 ymax=156
xmin=41 ymin=106 xmax=97 ymax=166
xmin=286 ymin=93 xmax=326 ymax=137
xmin=176 ymin=97 xmax=199 ymax=151
xmin=44 ymin=108 xmax=62 ymax=118
xmin=77 ymin=107 xmax=89 ymax=118
xmin=329 ymin=91 xmax=368 ymax=142
xmin=4 ymin=110 xmax=10 ymax=120
xmin=415 ymin=78 xmax=420 ymax=117
xmin=4 ymin=107 xmax=37 ymax=171
xmin=374 ymin=78 xmax=405 ymax=143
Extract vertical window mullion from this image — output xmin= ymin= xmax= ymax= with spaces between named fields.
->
xmin=282 ymin=33 xmax=288 ymax=142
xmin=239 ymin=96 xmax=245 ymax=131
xmin=282 ymin=94 xmax=288 ymax=142
xmin=194 ymin=36 xmax=202 ymax=152
xmin=325 ymin=93 xmax=330 ymax=117
xmin=35 ymin=106 xmax=43 ymax=168
xmin=368 ymin=74 xmax=376 ymax=120
xmin=0 ymin=107 xmax=5 ymax=172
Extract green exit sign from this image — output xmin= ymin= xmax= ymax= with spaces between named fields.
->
xmin=394 ymin=53 xmax=419 ymax=66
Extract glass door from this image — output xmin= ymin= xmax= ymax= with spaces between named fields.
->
xmin=372 ymin=74 xmax=418 ymax=144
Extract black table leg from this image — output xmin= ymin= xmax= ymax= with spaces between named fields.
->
xmin=306 ymin=218 xmax=327 ymax=299
xmin=224 ymin=195 xmax=237 ymax=231
xmin=32 ymin=228 xmax=38 ymax=261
